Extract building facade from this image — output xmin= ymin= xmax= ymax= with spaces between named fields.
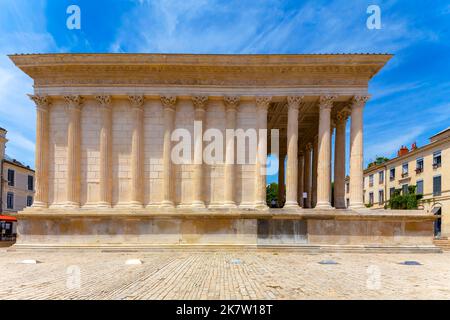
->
xmin=361 ymin=128 xmax=450 ymax=238
xmin=0 ymin=128 xmax=35 ymax=214
xmin=9 ymin=53 xmax=437 ymax=250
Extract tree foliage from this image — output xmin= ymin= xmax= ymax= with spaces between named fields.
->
xmin=266 ymin=182 xmax=278 ymax=206
xmin=387 ymin=185 xmax=423 ymax=210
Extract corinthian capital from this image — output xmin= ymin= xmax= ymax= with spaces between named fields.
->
xmin=351 ymin=95 xmax=370 ymax=109
xmin=128 ymin=95 xmax=144 ymax=109
xmin=64 ymin=95 xmax=83 ymax=112
xmin=224 ymin=96 xmax=240 ymax=111
xmin=287 ymin=96 xmax=304 ymax=110
xmin=255 ymin=96 xmax=271 ymax=111
xmin=28 ymin=94 xmax=51 ymax=111
xmin=318 ymin=95 xmax=337 ymax=111
xmin=305 ymin=142 xmax=313 ymax=151
xmin=160 ymin=95 xmax=177 ymax=110
xmin=192 ymin=95 xmax=208 ymax=110
xmin=95 ymin=95 xmax=112 ymax=108
xmin=335 ymin=108 xmax=350 ymax=123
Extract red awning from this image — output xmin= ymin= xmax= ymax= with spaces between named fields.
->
xmin=0 ymin=215 xmax=17 ymax=222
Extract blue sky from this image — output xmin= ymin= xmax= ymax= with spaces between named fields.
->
xmin=0 ymin=0 xmax=449 ymax=184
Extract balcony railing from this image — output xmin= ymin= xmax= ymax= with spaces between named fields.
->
xmin=433 ymin=162 xmax=441 ymax=169
xmin=401 ymin=172 xmax=409 ymax=178
xmin=415 ymin=167 xmax=423 ymax=174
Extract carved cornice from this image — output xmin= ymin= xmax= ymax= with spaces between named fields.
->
xmin=287 ymin=96 xmax=304 ymax=110
xmin=161 ymin=95 xmax=177 ymax=111
xmin=256 ymin=96 xmax=271 ymax=111
xmin=318 ymin=95 xmax=337 ymax=111
xmin=10 ymin=54 xmax=392 ymax=88
xmin=224 ymin=96 xmax=240 ymax=111
xmin=63 ymin=95 xmax=83 ymax=111
xmin=191 ymin=95 xmax=208 ymax=110
xmin=128 ymin=95 xmax=144 ymax=109
xmin=351 ymin=95 xmax=370 ymax=109
xmin=28 ymin=94 xmax=51 ymax=111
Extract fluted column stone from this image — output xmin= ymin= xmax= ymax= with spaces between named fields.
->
xmin=129 ymin=95 xmax=144 ymax=207
xmin=303 ymin=143 xmax=312 ymax=208
xmin=316 ymin=95 xmax=336 ymax=209
xmin=349 ymin=96 xmax=369 ymax=209
xmin=223 ymin=96 xmax=239 ymax=208
xmin=28 ymin=95 xmax=50 ymax=208
xmin=96 ymin=95 xmax=113 ymax=207
xmin=334 ymin=109 xmax=350 ymax=209
xmin=64 ymin=95 xmax=83 ymax=207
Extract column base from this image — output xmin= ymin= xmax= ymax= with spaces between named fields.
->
xmin=349 ymin=202 xmax=365 ymax=210
xmin=31 ymin=201 xmax=48 ymax=208
xmin=128 ymin=201 xmax=143 ymax=209
xmin=95 ymin=202 xmax=112 ymax=208
xmin=62 ymin=201 xmax=80 ymax=209
xmin=284 ymin=201 xmax=299 ymax=208
xmin=222 ymin=201 xmax=237 ymax=209
xmin=315 ymin=202 xmax=333 ymax=209
xmin=254 ymin=202 xmax=269 ymax=210
xmin=190 ymin=200 xmax=206 ymax=208
xmin=159 ymin=200 xmax=175 ymax=208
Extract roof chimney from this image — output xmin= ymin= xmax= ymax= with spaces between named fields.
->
xmin=397 ymin=145 xmax=409 ymax=157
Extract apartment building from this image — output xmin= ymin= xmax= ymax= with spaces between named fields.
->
xmin=351 ymin=127 xmax=449 ymax=238
xmin=0 ymin=128 xmax=35 ymax=214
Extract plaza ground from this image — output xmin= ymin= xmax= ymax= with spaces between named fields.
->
xmin=0 ymin=248 xmax=449 ymax=299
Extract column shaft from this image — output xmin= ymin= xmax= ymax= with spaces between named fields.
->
xmin=277 ymin=154 xmax=285 ymax=206
xmin=298 ymin=154 xmax=304 ymax=207
xmin=95 ymin=96 xmax=113 ymax=207
xmin=316 ymin=96 xmax=335 ymax=209
xmin=29 ymin=95 xmax=50 ymax=207
xmin=254 ymin=97 xmax=271 ymax=209
xmin=311 ymin=137 xmax=318 ymax=207
xmin=285 ymin=96 xmax=302 ymax=207
xmin=129 ymin=95 xmax=144 ymax=207
xmin=161 ymin=96 xmax=177 ymax=207
xmin=334 ymin=110 xmax=348 ymax=209
xmin=224 ymin=96 xmax=239 ymax=207
xmin=64 ymin=95 xmax=82 ymax=207
xmin=192 ymin=96 xmax=208 ymax=208
xmin=303 ymin=145 xmax=312 ymax=208
xmin=349 ymin=96 xmax=368 ymax=209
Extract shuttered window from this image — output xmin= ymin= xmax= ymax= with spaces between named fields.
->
xmin=416 ymin=180 xmax=424 ymax=195
xmin=433 ymin=176 xmax=442 ymax=196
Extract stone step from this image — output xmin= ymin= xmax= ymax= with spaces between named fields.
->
xmin=433 ymin=239 xmax=450 ymax=250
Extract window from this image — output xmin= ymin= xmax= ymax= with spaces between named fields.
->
xmin=27 ymin=196 xmax=33 ymax=207
xmin=433 ymin=175 xmax=442 ymax=196
xmin=417 ymin=180 xmax=424 ymax=195
xmin=389 ymin=187 xmax=396 ymax=198
xmin=402 ymin=163 xmax=409 ymax=177
xmin=402 ymin=184 xmax=409 ymax=195
xmin=6 ymin=192 xmax=14 ymax=209
xmin=346 ymin=198 xmax=350 ymax=208
xmin=346 ymin=182 xmax=350 ymax=194
xmin=7 ymin=169 xmax=15 ymax=186
xmin=379 ymin=171 xmax=384 ymax=184
xmin=390 ymin=168 xmax=395 ymax=181
xmin=379 ymin=190 xmax=384 ymax=205
xmin=369 ymin=174 xmax=374 ymax=187
xmin=416 ymin=158 xmax=424 ymax=173
xmin=369 ymin=192 xmax=374 ymax=205
xmin=433 ymin=151 xmax=442 ymax=169
xmin=27 ymin=175 xmax=34 ymax=191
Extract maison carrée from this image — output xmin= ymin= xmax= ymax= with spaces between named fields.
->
xmin=8 ymin=53 xmax=438 ymax=251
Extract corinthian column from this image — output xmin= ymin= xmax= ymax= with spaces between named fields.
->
xmin=334 ymin=108 xmax=350 ymax=209
xmin=349 ymin=96 xmax=369 ymax=209
xmin=277 ymin=154 xmax=285 ymax=206
xmin=64 ymin=95 xmax=83 ymax=208
xmin=191 ymin=95 xmax=208 ymax=208
xmin=298 ymin=152 xmax=304 ymax=207
xmin=316 ymin=95 xmax=336 ymax=209
xmin=128 ymin=95 xmax=144 ymax=207
xmin=160 ymin=95 xmax=177 ymax=207
xmin=28 ymin=95 xmax=50 ymax=208
xmin=303 ymin=143 xmax=312 ymax=208
xmin=254 ymin=96 xmax=271 ymax=210
xmin=223 ymin=96 xmax=239 ymax=208
xmin=285 ymin=96 xmax=302 ymax=208
xmin=312 ymin=137 xmax=318 ymax=207
xmin=96 ymin=95 xmax=113 ymax=207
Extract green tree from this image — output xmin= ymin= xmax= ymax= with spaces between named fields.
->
xmin=387 ymin=185 xmax=423 ymax=210
xmin=367 ymin=156 xmax=390 ymax=168
xmin=266 ymin=182 xmax=278 ymax=207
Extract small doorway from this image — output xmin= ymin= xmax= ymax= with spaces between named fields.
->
xmin=432 ymin=206 xmax=442 ymax=238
